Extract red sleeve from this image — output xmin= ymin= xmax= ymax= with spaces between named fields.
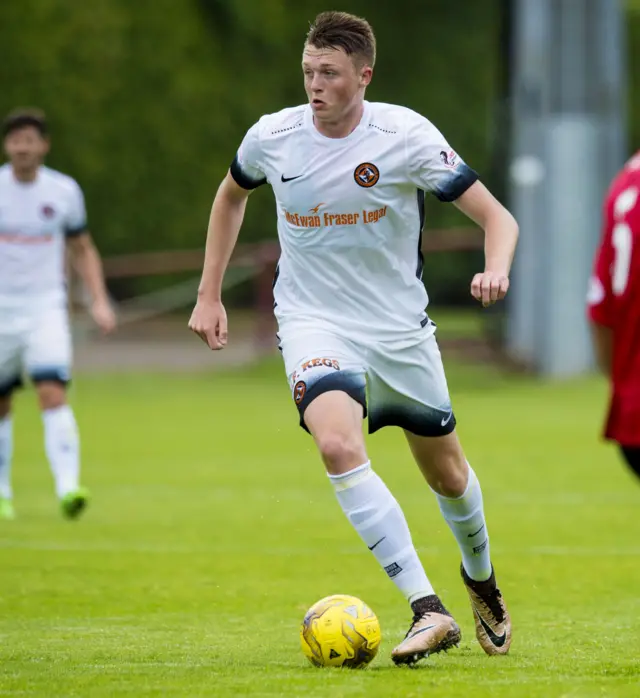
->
xmin=587 ymin=190 xmax=615 ymax=328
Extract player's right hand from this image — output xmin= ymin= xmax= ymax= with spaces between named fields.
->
xmin=188 ymin=299 xmax=228 ymax=350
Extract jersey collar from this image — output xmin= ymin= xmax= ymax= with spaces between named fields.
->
xmin=305 ymin=101 xmax=371 ymax=144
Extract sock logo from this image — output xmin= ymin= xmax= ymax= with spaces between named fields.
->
xmin=368 ymin=536 xmax=386 ymax=551
xmin=473 ymin=539 xmax=488 ymax=555
xmin=384 ymin=562 xmax=403 ymax=579
xmin=468 ymin=524 xmax=485 ymax=538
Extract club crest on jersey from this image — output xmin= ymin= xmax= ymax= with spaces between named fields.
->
xmin=439 ymin=150 xmax=458 ymax=169
xmin=40 ymin=204 xmax=56 ymax=219
xmin=354 ymin=162 xmax=380 ymax=188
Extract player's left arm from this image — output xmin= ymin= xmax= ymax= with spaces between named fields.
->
xmin=453 ymin=181 xmax=519 ymax=307
xmin=405 ymin=116 xmax=518 ymax=307
xmin=587 ymin=192 xmax=616 ymax=376
xmin=64 ymin=179 xmax=115 ymax=333
xmin=590 ymin=324 xmax=613 ymax=376
xmin=67 ymin=232 xmax=116 ymax=334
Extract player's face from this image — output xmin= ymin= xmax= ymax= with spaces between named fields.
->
xmin=302 ymin=45 xmax=372 ymax=125
xmin=3 ymin=126 xmax=49 ymax=174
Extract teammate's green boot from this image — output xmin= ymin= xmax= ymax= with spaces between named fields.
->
xmin=60 ymin=488 xmax=89 ymax=520
xmin=0 ymin=497 xmax=15 ymax=520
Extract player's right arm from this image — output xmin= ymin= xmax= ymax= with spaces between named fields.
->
xmin=189 ymin=173 xmax=251 ymax=350
xmin=189 ymin=120 xmax=267 ymax=350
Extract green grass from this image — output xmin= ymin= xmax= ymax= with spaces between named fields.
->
xmin=0 ymin=354 xmax=639 ymax=697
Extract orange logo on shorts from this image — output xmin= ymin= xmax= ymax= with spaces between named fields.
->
xmin=301 ymin=358 xmax=341 ymax=372
xmin=354 ymin=162 xmax=380 ymax=188
xmin=293 ymin=380 xmax=307 ymax=405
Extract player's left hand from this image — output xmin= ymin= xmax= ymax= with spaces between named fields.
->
xmin=471 ymin=271 xmax=509 ymax=307
xmin=91 ymin=299 xmax=117 ymax=334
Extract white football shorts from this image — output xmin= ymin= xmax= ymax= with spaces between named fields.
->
xmin=279 ymin=321 xmax=455 ymax=437
xmin=0 ymin=304 xmax=72 ymax=396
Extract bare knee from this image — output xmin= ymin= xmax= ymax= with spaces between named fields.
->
xmin=407 ymin=432 xmax=469 ymax=497
xmin=428 ymin=455 xmax=468 ymax=497
xmin=35 ymin=382 xmax=67 ymax=411
xmin=303 ymin=391 xmax=367 ymax=475
xmin=315 ymin=431 xmax=367 ymax=475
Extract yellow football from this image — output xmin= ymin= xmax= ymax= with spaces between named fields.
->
xmin=300 ymin=594 xmax=381 ymax=668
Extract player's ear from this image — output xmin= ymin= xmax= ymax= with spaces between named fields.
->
xmin=360 ymin=65 xmax=373 ymax=88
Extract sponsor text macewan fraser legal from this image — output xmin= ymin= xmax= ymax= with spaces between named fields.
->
xmin=284 ymin=205 xmax=388 ymax=228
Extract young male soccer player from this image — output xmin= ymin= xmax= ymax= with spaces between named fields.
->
xmin=0 ymin=109 xmax=116 ymax=520
xmin=190 ymin=12 xmax=519 ymax=663
xmin=588 ymin=152 xmax=640 ymax=481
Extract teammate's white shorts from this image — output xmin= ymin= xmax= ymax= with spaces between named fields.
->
xmin=0 ymin=305 xmax=72 ymax=396
xmin=279 ymin=321 xmax=455 ymax=437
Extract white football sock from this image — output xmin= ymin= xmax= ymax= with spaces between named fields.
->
xmin=42 ymin=405 xmax=80 ymax=498
xmin=329 ymin=461 xmax=435 ymax=604
xmin=0 ymin=416 xmax=13 ymax=499
xmin=435 ymin=464 xmax=492 ymax=582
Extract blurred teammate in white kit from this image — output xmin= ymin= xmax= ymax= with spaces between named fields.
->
xmin=0 ymin=108 xmax=116 ymax=520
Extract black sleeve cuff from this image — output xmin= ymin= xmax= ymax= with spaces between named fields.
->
xmin=433 ymin=164 xmax=479 ymax=203
xmin=65 ymin=224 xmax=88 ymax=237
xmin=230 ymin=155 xmax=266 ymax=190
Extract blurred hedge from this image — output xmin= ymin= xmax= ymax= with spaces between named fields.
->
xmin=0 ymin=0 xmax=501 ymax=262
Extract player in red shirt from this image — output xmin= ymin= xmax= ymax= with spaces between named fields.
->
xmin=587 ymin=153 xmax=640 ymax=480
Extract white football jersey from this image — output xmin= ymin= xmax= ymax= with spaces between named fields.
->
xmin=0 ymin=164 xmax=87 ymax=310
xmin=231 ymin=101 xmax=478 ymax=339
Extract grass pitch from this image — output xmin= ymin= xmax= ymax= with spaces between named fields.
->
xmin=0 ymin=340 xmax=638 ymax=696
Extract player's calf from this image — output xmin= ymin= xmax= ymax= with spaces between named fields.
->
xmin=33 ymin=380 xmax=86 ymax=506
xmin=406 ymin=430 xmax=468 ymax=497
xmin=328 ymin=462 xmax=439 ymax=635
xmin=0 ymin=398 xmax=13 ymax=510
